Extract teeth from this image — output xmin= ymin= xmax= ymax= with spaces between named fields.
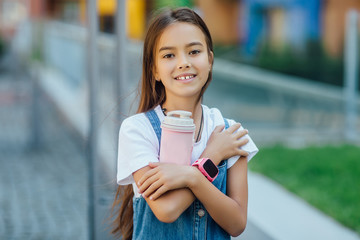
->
xmin=177 ymin=75 xmax=194 ymax=80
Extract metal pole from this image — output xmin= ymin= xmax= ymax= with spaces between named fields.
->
xmin=344 ymin=10 xmax=359 ymax=142
xmin=87 ymin=0 xmax=99 ymax=239
xmin=115 ymin=0 xmax=127 ymax=124
xmin=29 ymin=0 xmax=42 ymax=150
xmin=30 ymin=63 xmax=41 ymax=149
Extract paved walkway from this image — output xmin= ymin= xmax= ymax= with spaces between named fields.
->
xmin=0 ymin=70 xmax=88 ymax=239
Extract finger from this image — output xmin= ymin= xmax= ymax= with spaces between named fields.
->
xmin=142 ymin=178 xmax=163 ymax=198
xmin=236 ymin=137 xmax=249 ymax=146
xmin=139 ymin=174 xmax=159 ymax=193
xmin=213 ymin=125 xmax=225 ymax=133
xmin=234 ymin=129 xmax=249 ymax=140
xmin=227 ymin=123 xmax=241 ymax=133
xmin=138 ymin=168 xmax=157 ymax=187
xmin=237 ymin=149 xmax=249 ymax=157
xmin=149 ymin=185 xmax=169 ymax=201
xmin=149 ymin=162 xmax=160 ymax=168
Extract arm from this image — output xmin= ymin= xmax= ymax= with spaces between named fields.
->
xmin=133 ymin=165 xmax=195 ymax=223
xmin=187 ymin=156 xmax=248 ymax=236
xmin=137 ymin=156 xmax=249 ymax=236
xmin=134 ymin=124 xmax=249 ymax=223
xmin=132 ymin=144 xmax=225 ymax=223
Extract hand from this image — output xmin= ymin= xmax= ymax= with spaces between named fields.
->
xmin=138 ymin=162 xmax=195 ymax=201
xmin=203 ymin=123 xmax=249 ymax=165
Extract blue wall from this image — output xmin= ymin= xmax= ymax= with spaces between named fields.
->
xmin=241 ymin=0 xmax=322 ymax=56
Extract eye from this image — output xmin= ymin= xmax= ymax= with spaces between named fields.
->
xmin=163 ymin=53 xmax=174 ymax=59
xmin=189 ymin=50 xmax=200 ymax=55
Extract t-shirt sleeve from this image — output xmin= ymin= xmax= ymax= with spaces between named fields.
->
xmin=116 ymin=115 xmax=160 ymax=185
xmin=226 ymin=119 xmax=259 ymax=169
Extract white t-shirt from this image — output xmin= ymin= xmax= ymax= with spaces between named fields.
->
xmin=117 ymin=105 xmax=258 ymax=197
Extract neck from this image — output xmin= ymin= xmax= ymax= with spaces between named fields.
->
xmin=163 ymin=96 xmax=204 ymax=142
xmin=162 ymin=97 xmax=202 ymax=119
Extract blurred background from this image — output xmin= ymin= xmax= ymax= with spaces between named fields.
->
xmin=0 ymin=0 xmax=359 ymax=239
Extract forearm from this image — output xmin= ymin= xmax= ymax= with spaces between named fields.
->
xmin=134 ymin=137 xmax=241 ymax=224
xmin=135 ymin=141 xmax=227 ymax=222
xmin=188 ymin=169 xmax=247 ymax=236
xmin=199 ymin=145 xmax=223 ymax=165
xmin=151 ymin=144 xmax=226 ymax=220
xmin=134 ymin=165 xmax=195 ymax=223
xmin=143 ymin=187 xmax=195 ymax=223
xmin=187 ymin=157 xmax=249 ymax=237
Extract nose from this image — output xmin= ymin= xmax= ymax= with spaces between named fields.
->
xmin=177 ymin=54 xmax=191 ymax=69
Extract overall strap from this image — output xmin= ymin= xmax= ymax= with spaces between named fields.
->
xmin=224 ymin=118 xmax=229 ymax=129
xmin=145 ymin=109 xmax=162 ymax=146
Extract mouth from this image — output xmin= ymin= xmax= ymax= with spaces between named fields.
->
xmin=174 ymin=74 xmax=197 ymax=82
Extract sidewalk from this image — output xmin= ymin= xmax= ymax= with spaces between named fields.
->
xmin=0 ymin=69 xmax=88 ymax=239
xmin=240 ymin=172 xmax=360 ymax=240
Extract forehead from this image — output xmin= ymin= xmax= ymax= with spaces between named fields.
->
xmin=157 ymin=22 xmax=207 ymax=49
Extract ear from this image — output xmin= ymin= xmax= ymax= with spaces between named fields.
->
xmin=153 ymin=69 xmax=160 ymax=81
xmin=208 ymin=51 xmax=214 ymax=69
xmin=152 ymin=63 xmax=161 ymax=81
xmin=154 ymin=74 xmax=160 ymax=82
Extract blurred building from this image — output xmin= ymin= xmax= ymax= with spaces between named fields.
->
xmin=238 ymin=0 xmax=360 ymax=58
xmin=37 ymin=0 xmax=147 ymax=37
xmin=240 ymin=0 xmax=322 ymax=56
xmin=323 ymin=0 xmax=360 ymax=57
xmin=196 ymin=0 xmax=240 ymax=45
xmin=7 ymin=0 xmax=360 ymax=58
xmin=0 ymin=0 xmax=29 ymax=40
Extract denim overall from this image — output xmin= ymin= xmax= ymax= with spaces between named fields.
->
xmin=131 ymin=109 xmax=231 ymax=240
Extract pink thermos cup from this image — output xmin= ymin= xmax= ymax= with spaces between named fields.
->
xmin=160 ymin=110 xmax=196 ymax=165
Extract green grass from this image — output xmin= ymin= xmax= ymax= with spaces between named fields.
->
xmin=249 ymin=145 xmax=360 ymax=234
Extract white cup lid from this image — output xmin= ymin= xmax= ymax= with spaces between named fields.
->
xmin=161 ymin=110 xmax=195 ymax=132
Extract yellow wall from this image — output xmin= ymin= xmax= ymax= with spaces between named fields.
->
xmin=79 ymin=0 xmax=146 ymax=39
xmin=128 ymin=0 xmax=145 ymax=39
xmin=98 ymin=0 xmax=116 ymax=15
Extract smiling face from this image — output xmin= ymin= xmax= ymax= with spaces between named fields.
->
xmin=154 ymin=22 xmax=213 ymax=104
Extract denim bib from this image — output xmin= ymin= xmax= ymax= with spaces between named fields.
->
xmin=132 ymin=110 xmax=231 ymax=240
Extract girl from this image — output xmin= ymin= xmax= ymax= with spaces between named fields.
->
xmin=112 ymin=7 xmax=258 ymax=240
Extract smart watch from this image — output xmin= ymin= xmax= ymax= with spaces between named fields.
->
xmin=192 ymin=158 xmax=219 ymax=182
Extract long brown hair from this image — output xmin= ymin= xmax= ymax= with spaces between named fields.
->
xmin=111 ymin=7 xmax=214 ymax=239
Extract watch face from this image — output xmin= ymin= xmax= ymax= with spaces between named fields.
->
xmin=203 ymin=160 xmax=219 ymax=178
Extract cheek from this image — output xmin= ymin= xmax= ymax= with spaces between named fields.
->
xmin=157 ymin=60 xmax=175 ymax=75
xmin=194 ymin=57 xmax=211 ymax=73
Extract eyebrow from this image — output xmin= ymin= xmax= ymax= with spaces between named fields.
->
xmin=158 ymin=41 xmax=204 ymax=52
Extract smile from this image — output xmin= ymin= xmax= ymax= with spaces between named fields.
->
xmin=175 ymin=74 xmax=196 ymax=81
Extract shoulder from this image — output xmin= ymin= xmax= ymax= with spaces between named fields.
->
xmin=202 ymin=104 xmax=234 ymax=127
xmin=117 ymin=107 xmax=163 ymax=185
xmin=120 ymin=113 xmax=149 ymax=137
xmin=118 ymin=105 xmax=164 ymax=151
xmin=202 ymin=104 xmax=259 ymax=164
xmin=120 ymin=105 xmax=164 ymax=139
